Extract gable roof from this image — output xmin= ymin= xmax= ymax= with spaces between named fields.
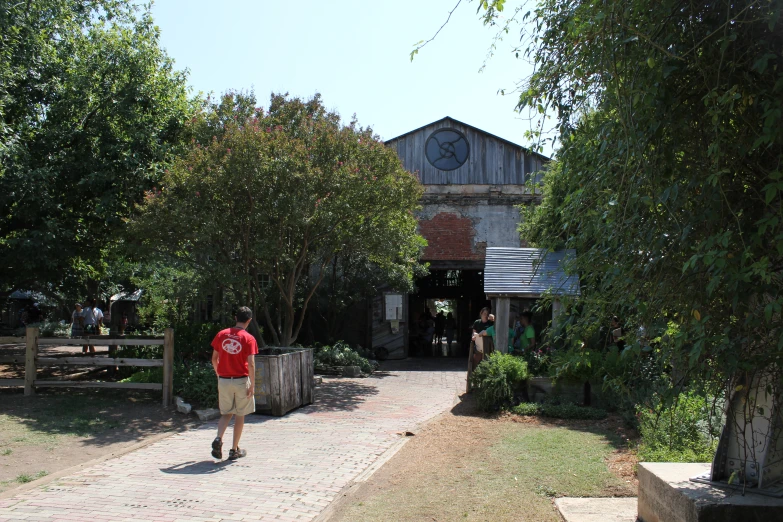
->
xmin=483 ymin=247 xmax=580 ymax=297
xmin=385 ymin=116 xmax=550 ymax=163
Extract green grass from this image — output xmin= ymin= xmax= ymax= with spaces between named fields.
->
xmin=0 ymin=470 xmax=48 ymax=489
xmin=337 ymin=421 xmax=632 ymax=522
xmin=493 ymin=426 xmax=627 ymax=498
xmin=1 ymin=448 xmax=12 ymax=456
xmin=15 ymin=471 xmax=48 ymax=484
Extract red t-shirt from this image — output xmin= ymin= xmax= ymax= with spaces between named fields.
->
xmin=211 ymin=327 xmax=259 ymax=377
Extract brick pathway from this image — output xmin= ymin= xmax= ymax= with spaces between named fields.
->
xmin=0 ymin=359 xmax=465 ymax=522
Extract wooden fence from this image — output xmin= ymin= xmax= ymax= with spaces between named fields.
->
xmin=0 ymin=327 xmax=174 ymax=406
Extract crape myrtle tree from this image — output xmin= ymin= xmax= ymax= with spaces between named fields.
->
xmin=0 ymin=0 xmax=191 ymax=298
xmin=469 ymin=0 xmax=783 ymax=406
xmin=131 ymin=92 xmax=425 ymax=347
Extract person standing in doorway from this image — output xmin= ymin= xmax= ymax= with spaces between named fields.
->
xmin=434 ymin=311 xmax=446 ymax=354
xmin=210 ymin=306 xmax=258 ymax=461
xmin=444 ymin=312 xmax=456 ymax=356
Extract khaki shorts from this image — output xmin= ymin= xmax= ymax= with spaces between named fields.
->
xmin=218 ymin=377 xmax=255 ymax=416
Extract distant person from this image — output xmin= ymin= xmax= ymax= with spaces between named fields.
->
xmin=515 ymin=311 xmax=536 ymax=353
xmin=471 ymin=308 xmax=494 ymax=363
xmin=210 ymin=306 xmax=258 ymax=461
xmin=82 ymin=298 xmax=103 ymax=354
xmin=434 ymin=311 xmax=446 ymax=349
xmin=18 ymin=308 xmax=28 ymax=328
xmin=480 ymin=315 xmax=515 ymax=353
xmin=28 ymin=303 xmax=42 ymax=324
xmin=472 ymin=307 xmax=494 ymax=335
xmin=419 ymin=310 xmax=435 ymax=355
xmin=120 ymin=313 xmax=129 ymax=334
xmin=70 ymin=303 xmax=84 ymax=338
xmin=444 ymin=312 xmax=456 ymax=355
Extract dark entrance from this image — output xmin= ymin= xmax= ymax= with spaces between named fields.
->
xmin=408 ymin=269 xmax=490 ymax=357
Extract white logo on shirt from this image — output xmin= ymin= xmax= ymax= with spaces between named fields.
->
xmin=222 ymin=337 xmax=242 ymax=355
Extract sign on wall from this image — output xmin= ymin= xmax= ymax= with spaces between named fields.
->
xmin=384 ymin=293 xmax=403 ymax=321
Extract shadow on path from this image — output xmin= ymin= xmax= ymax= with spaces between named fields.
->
xmin=306 ymin=379 xmax=380 ymax=413
xmin=160 ymin=460 xmax=233 ymax=475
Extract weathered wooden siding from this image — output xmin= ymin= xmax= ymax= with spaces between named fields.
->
xmin=386 ymin=117 xmax=545 ymax=185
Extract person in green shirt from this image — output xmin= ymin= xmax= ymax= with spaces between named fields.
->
xmin=480 ymin=319 xmax=515 ymax=353
xmin=515 ymin=311 xmax=536 ymax=352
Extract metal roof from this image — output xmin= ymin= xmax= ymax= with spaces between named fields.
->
xmin=483 ymin=247 xmax=580 ymax=297
xmin=7 ymin=290 xmax=53 ymax=304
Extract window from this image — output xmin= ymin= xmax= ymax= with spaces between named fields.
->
xmin=425 ymin=128 xmax=470 ymax=170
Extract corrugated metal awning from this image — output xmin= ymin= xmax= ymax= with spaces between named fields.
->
xmin=483 ymin=247 xmax=580 ymax=297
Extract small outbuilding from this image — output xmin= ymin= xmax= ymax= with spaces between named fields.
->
xmin=109 ymin=289 xmax=143 ymax=331
xmin=483 ymin=247 xmax=580 ymax=352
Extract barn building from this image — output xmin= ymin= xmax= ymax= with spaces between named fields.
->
xmin=367 ymin=117 xmax=552 ymax=359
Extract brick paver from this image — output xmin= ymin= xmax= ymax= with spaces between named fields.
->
xmin=0 ymin=359 xmax=465 ymax=522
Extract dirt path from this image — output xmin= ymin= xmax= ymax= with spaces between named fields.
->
xmin=328 ymin=395 xmax=638 ymax=522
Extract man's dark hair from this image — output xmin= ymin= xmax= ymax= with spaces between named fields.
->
xmin=236 ymin=306 xmax=253 ymax=323
xmin=521 ymin=311 xmax=533 ymax=322
xmin=480 ymin=307 xmax=491 ymax=315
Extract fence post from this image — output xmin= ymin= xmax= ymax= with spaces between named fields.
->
xmin=162 ymin=328 xmax=174 ymax=407
xmin=25 ymin=327 xmax=38 ymax=396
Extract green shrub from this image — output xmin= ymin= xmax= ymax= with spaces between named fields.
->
xmin=121 ymin=361 xmax=218 ymax=408
xmin=636 ymin=392 xmax=719 ymax=462
xmin=512 ymin=402 xmax=608 ymax=420
xmin=171 ymin=323 xmax=223 ymax=362
xmin=313 ymin=342 xmax=375 ymax=374
xmin=470 ymin=352 xmax=529 ymax=411
xmin=38 ymin=321 xmax=70 ymax=337
xmin=513 ymin=402 xmax=542 ymax=416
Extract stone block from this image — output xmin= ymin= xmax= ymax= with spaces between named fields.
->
xmin=342 ymin=366 xmax=362 ymax=378
xmin=556 ymin=497 xmax=637 ymax=522
xmin=194 ymin=408 xmax=221 ymax=421
xmin=638 ymin=462 xmax=783 ymax=522
xmin=175 ymin=396 xmax=192 ymax=415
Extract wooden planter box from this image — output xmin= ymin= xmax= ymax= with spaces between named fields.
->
xmin=254 ymin=347 xmax=314 ymax=416
xmin=527 ymin=376 xmax=594 ymax=405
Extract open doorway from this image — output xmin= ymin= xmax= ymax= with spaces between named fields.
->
xmin=408 ymin=269 xmax=490 ymax=358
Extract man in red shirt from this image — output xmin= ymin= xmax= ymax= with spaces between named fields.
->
xmin=210 ymin=306 xmax=258 ymax=460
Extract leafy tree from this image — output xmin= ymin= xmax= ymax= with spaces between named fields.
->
xmin=131 ymin=92 xmax=425 ymax=346
xmin=0 ymin=1 xmax=191 ymax=297
xmin=474 ymin=0 xmax=783 ymax=399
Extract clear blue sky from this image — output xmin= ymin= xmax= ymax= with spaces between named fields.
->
xmin=150 ymin=0 xmax=550 ymax=156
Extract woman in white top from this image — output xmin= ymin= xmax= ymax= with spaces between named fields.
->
xmin=82 ymin=298 xmax=103 ymax=354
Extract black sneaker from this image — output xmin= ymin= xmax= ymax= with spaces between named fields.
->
xmin=211 ymin=437 xmax=222 ymax=459
xmin=228 ymin=448 xmax=247 ymax=460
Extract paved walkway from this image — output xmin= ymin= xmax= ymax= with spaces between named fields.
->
xmin=0 ymin=359 xmax=465 ymax=522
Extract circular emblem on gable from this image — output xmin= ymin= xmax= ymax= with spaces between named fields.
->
xmin=222 ymin=338 xmax=242 ymax=355
xmin=425 ymin=128 xmax=470 ymax=171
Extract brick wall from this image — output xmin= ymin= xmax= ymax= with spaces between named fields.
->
xmin=418 ymin=212 xmax=486 ymax=261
